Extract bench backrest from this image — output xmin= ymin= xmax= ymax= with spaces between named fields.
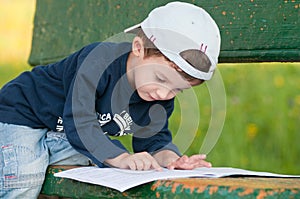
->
xmin=28 ymin=0 xmax=300 ymax=66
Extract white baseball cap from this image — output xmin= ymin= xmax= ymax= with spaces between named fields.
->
xmin=124 ymin=1 xmax=221 ymax=80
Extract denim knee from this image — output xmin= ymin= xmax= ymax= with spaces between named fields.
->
xmin=0 ymin=122 xmax=49 ymax=198
xmin=46 ymin=131 xmax=90 ymax=166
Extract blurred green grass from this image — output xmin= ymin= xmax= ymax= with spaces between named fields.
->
xmin=0 ymin=63 xmax=31 ymax=86
xmin=177 ymin=63 xmax=300 ymax=175
xmin=1 ymin=62 xmax=300 ymax=175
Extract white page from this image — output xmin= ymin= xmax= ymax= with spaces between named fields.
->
xmin=54 ymin=167 xmax=300 ymax=192
xmin=194 ymin=167 xmax=300 ymax=178
xmin=54 ymin=167 xmax=209 ymax=192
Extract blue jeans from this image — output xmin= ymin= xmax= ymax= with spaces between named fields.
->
xmin=0 ymin=122 xmax=90 ymax=199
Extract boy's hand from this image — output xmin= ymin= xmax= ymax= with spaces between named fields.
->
xmin=105 ymin=152 xmax=162 ymax=171
xmin=167 ymin=154 xmax=212 ymax=170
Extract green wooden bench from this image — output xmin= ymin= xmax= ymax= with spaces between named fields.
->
xmin=38 ymin=166 xmax=300 ymax=199
xmin=29 ymin=0 xmax=300 ymax=198
xmin=29 ymin=0 xmax=299 ymax=65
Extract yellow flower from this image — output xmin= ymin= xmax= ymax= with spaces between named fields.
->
xmin=246 ymin=123 xmax=258 ymax=140
xmin=273 ymin=75 xmax=285 ymax=88
xmin=295 ymin=95 xmax=300 ymax=106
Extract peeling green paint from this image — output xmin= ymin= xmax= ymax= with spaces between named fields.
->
xmin=151 ymin=179 xmax=300 ymax=199
xmin=29 ymin=0 xmax=300 ymax=66
xmin=40 ymin=166 xmax=300 ymax=199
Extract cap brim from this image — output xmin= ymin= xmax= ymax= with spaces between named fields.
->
xmin=124 ymin=23 xmax=141 ymax=34
xmin=160 ymin=49 xmax=215 ymax=80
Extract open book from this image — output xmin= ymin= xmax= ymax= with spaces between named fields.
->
xmin=54 ymin=167 xmax=300 ymax=192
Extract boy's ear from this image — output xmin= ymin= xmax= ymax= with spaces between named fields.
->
xmin=132 ymin=37 xmax=145 ymax=58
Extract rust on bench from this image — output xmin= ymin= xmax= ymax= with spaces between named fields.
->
xmin=40 ymin=166 xmax=300 ymax=198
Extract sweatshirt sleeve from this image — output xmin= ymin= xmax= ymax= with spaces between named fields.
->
xmin=132 ymin=99 xmax=181 ymax=157
xmin=62 ymin=43 xmax=129 ymax=166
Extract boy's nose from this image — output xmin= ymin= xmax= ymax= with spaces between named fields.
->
xmin=156 ymin=87 xmax=174 ymax=100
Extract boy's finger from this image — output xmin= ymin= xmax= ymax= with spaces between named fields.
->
xmin=142 ymin=158 xmax=152 ymax=170
xmin=135 ymin=159 xmax=145 ymax=170
xmin=142 ymin=154 xmax=161 ymax=171
xmin=193 ymin=160 xmax=212 ymax=168
xmin=181 ymin=155 xmax=189 ymax=162
xmin=151 ymin=159 xmax=162 ymax=170
xmin=128 ymin=161 xmax=137 ymax=170
xmin=190 ymin=154 xmax=206 ymax=160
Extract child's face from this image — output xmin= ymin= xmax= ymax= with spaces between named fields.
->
xmin=131 ymin=56 xmax=192 ymax=101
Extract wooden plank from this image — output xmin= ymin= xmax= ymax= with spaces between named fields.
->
xmin=40 ymin=166 xmax=300 ymax=199
xmin=28 ymin=0 xmax=300 ymax=66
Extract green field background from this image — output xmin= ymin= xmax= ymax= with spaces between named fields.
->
xmin=1 ymin=0 xmax=299 ymax=175
xmin=179 ymin=63 xmax=300 ymax=175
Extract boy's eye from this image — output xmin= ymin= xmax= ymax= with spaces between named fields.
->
xmin=156 ymin=74 xmax=166 ymax=83
xmin=174 ymin=88 xmax=183 ymax=93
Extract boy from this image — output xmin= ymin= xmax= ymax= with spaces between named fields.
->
xmin=0 ymin=1 xmax=221 ymax=198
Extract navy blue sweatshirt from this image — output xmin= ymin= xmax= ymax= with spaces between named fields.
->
xmin=0 ymin=42 xmax=180 ymax=166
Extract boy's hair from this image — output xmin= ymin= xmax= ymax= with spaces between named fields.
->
xmin=137 ymin=29 xmax=211 ymax=82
